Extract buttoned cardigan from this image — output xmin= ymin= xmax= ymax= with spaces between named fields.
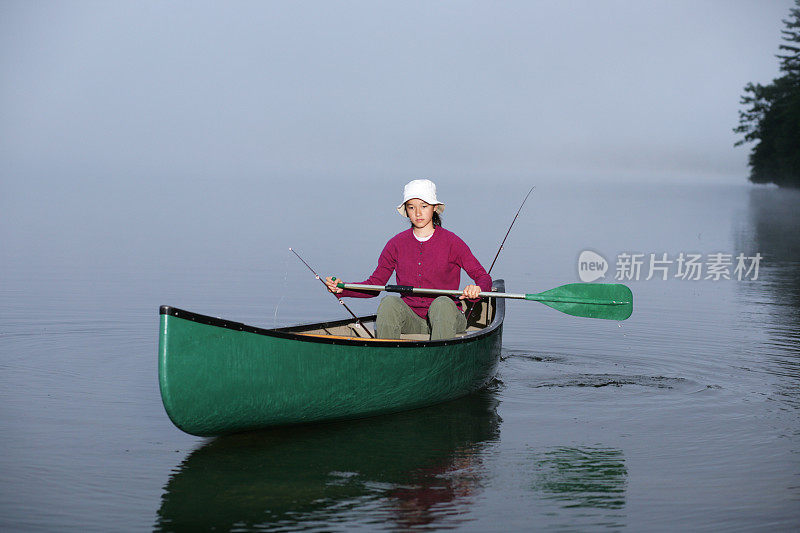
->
xmin=339 ymin=227 xmax=492 ymax=318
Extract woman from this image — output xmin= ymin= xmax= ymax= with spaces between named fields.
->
xmin=325 ymin=179 xmax=492 ymax=340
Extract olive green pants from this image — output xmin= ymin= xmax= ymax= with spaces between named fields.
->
xmin=376 ymin=295 xmax=467 ymax=340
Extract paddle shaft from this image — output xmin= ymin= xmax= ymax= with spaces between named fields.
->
xmin=336 ymin=283 xmax=630 ymax=306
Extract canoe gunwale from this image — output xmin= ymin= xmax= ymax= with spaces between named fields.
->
xmin=159 ymin=280 xmax=505 ymax=348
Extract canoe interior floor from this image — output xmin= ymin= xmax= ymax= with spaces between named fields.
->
xmin=293 ymin=299 xmax=495 ymax=341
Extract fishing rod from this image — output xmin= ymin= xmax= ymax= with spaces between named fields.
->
xmin=466 ymin=186 xmax=535 ymax=322
xmin=289 ymin=248 xmax=375 ymax=338
xmin=487 ymin=185 xmax=535 ymax=275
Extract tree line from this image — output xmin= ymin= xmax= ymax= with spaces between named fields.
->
xmin=735 ymin=0 xmax=800 ymax=188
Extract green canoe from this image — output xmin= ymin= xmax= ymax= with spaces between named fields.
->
xmin=158 ymin=281 xmax=505 ymax=436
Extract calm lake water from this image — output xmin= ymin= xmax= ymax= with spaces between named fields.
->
xmin=1 ymin=179 xmax=798 ymax=531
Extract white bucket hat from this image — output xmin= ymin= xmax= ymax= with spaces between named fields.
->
xmin=396 ymin=179 xmax=445 ymax=217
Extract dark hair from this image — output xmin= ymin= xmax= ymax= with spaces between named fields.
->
xmin=405 ymin=205 xmax=443 ymax=227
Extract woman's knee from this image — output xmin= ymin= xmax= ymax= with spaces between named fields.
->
xmin=428 ymin=296 xmax=466 ymax=339
xmin=429 ymin=296 xmax=457 ymax=314
xmin=377 ymin=295 xmax=405 ymax=318
xmin=428 ymin=296 xmax=461 ymax=324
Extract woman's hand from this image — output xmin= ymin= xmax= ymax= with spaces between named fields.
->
xmin=325 ymin=276 xmax=344 ymax=294
xmin=459 ymin=284 xmax=482 ymax=300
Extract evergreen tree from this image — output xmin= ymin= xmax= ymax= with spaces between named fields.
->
xmin=735 ymin=0 xmax=800 ymax=187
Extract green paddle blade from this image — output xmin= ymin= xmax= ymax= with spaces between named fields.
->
xmin=525 ymin=283 xmax=633 ymax=321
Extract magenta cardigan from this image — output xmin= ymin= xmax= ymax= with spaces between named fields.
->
xmin=339 ymin=227 xmax=493 ymax=318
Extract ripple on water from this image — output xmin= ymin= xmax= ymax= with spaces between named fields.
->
xmin=526 ymin=374 xmax=696 ymax=390
xmin=501 ymin=348 xmax=570 ymax=364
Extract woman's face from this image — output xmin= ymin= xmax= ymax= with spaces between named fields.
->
xmin=405 ymin=198 xmax=435 ymax=230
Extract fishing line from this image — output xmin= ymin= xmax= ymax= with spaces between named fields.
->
xmin=273 ymin=251 xmax=291 ymax=329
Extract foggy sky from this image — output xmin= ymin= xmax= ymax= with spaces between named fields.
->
xmin=0 ymin=0 xmax=795 ymax=186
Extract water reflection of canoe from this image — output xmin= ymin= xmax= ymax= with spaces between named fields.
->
xmin=154 ymin=390 xmax=501 ymax=532
xmin=158 ymin=281 xmax=505 ymax=436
